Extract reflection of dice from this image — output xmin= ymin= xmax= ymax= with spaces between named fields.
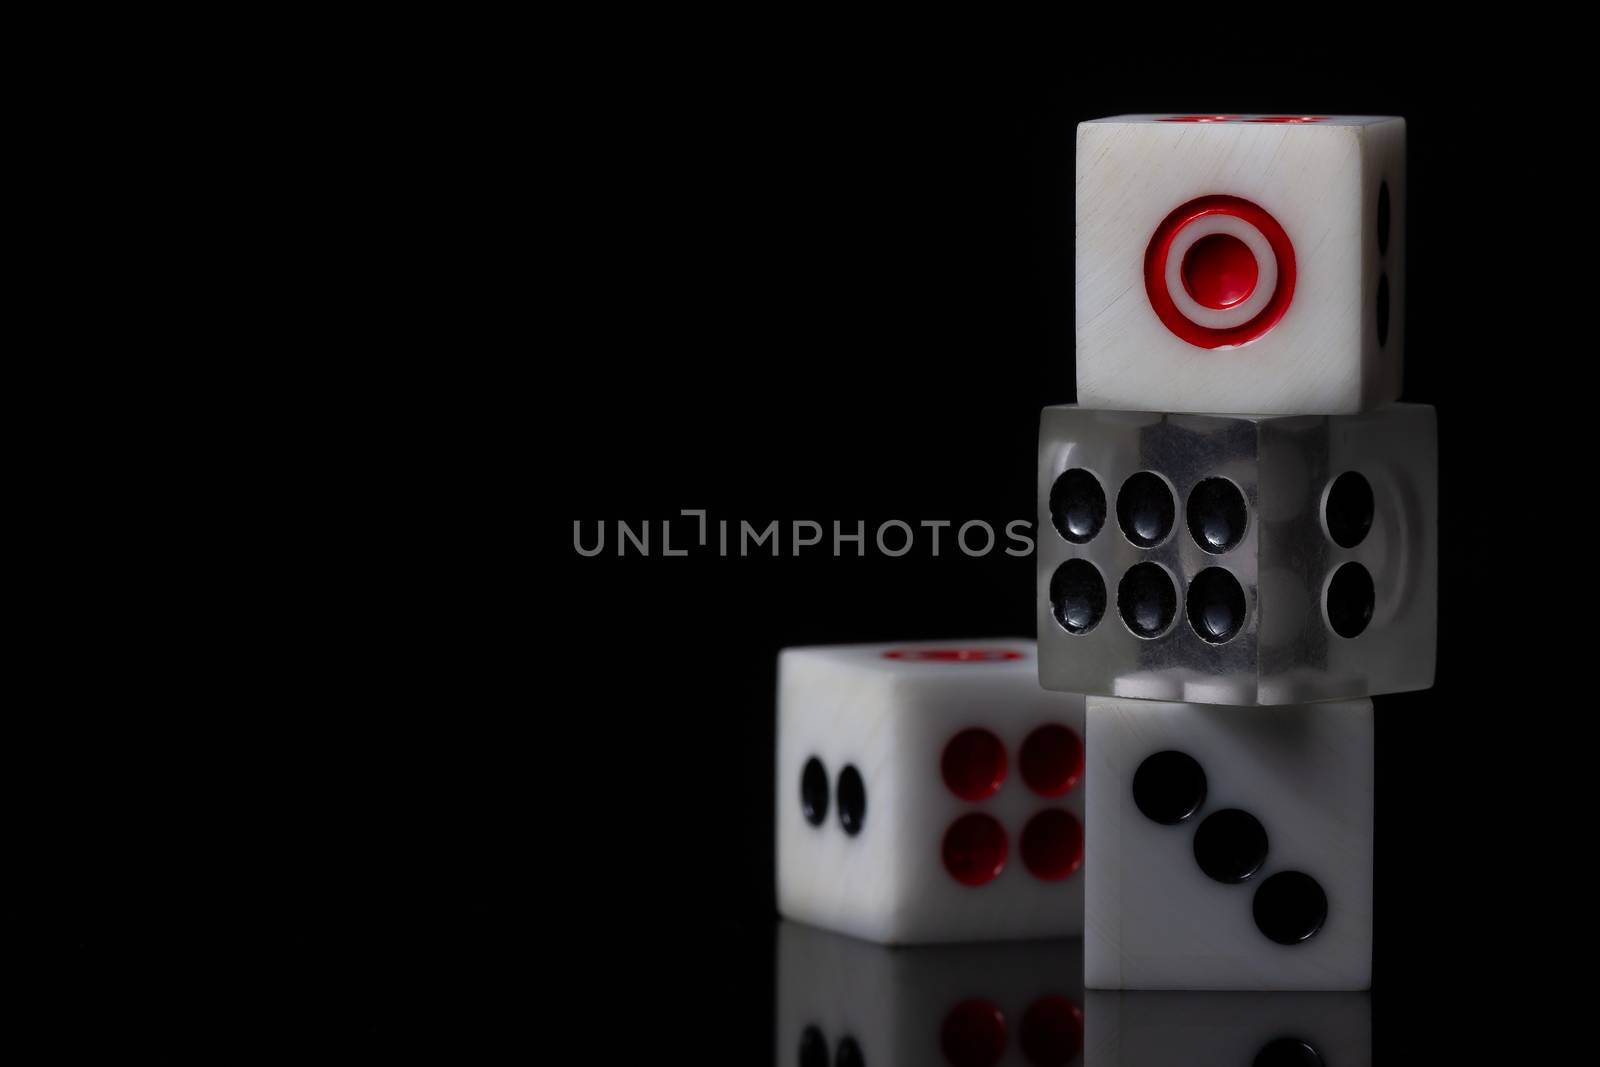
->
xmin=1036 ymin=404 xmax=1435 ymax=706
xmin=1084 ymin=697 xmax=1373 ymax=991
xmin=1076 ymin=114 xmax=1404 ymax=415
xmin=1084 ymin=990 xmax=1370 ymax=1067
xmin=777 ymin=921 xmax=1085 ymax=1067
xmin=777 ymin=640 xmax=1087 ymax=944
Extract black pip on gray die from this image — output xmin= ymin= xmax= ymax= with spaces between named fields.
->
xmin=1035 ymin=404 xmax=1436 ymax=706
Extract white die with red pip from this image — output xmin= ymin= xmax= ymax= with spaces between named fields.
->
xmin=1076 ymin=114 xmax=1405 ymax=415
xmin=777 ymin=640 xmax=1087 ymax=945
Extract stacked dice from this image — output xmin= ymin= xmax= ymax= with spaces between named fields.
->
xmin=1045 ymin=114 xmax=1433 ymax=991
xmin=775 ymin=115 xmax=1433 ymax=1008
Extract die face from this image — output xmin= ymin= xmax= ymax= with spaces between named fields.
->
xmin=1076 ymin=115 xmax=1405 ymax=415
xmin=777 ymin=646 xmax=910 ymax=943
xmin=1037 ymin=404 xmax=1436 ymax=705
xmin=777 ymin=921 xmax=1085 ymax=1067
xmin=1256 ymin=405 xmax=1437 ymax=702
xmin=1084 ymin=698 xmax=1373 ymax=991
xmin=891 ymin=663 xmax=1088 ymax=943
xmin=776 ymin=641 xmax=1088 ymax=944
xmin=1037 ymin=407 xmax=1263 ymax=704
xmin=1084 ymin=990 xmax=1370 ymax=1067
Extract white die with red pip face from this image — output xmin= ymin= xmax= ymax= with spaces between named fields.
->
xmin=777 ymin=641 xmax=1087 ymax=945
xmin=1076 ymin=115 xmax=1405 ymax=416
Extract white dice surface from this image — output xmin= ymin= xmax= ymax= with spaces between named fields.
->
xmin=1084 ymin=990 xmax=1370 ymax=1067
xmin=777 ymin=640 xmax=1087 ymax=945
xmin=1076 ymin=114 xmax=1404 ymax=415
xmin=777 ymin=921 xmax=1085 ymax=1067
xmin=1085 ymin=697 xmax=1373 ymax=990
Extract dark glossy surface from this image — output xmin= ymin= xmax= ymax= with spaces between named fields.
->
xmin=1324 ymin=471 xmax=1375 ymax=548
xmin=834 ymin=1035 xmax=865 ymax=1067
xmin=1132 ymin=750 xmax=1207 ymax=825
xmin=1049 ymin=559 xmax=1106 ymax=634
xmin=837 ymin=765 xmax=866 ymax=836
xmin=940 ymin=999 xmax=1007 ymax=1067
xmin=1186 ymin=477 xmax=1248 ymax=553
xmin=1018 ymin=996 xmax=1083 ymax=1067
xmin=1255 ymin=1036 xmax=1326 ymax=1067
xmin=1253 ymin=871 xmax=1329 ymax=945
xmin=777 ymin=920 xmax=1376 ymax=1065
xmin=800 ymin=757 xmax=829 ymax=827
xmin=799 ymin=1025 xmax=829 ymax=1067
xmin=1326 ymin=562 xmax=1375 ymax=638
xmin=1116 ymin=471 xmax=1176 ymax=547
xmin=1117 ymin=562 xmax=1177 ymax=638
xmin=1049 ymin=467 xmax=1106 ymax=544
xmin=1193 ymin=808 xmax=1269 ymax=884
xmin=1187 ymin=566 xmax=1248 ymax=643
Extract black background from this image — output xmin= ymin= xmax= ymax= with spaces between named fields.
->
xmin=51 ymin=41 xmax=1574 ymax=1060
